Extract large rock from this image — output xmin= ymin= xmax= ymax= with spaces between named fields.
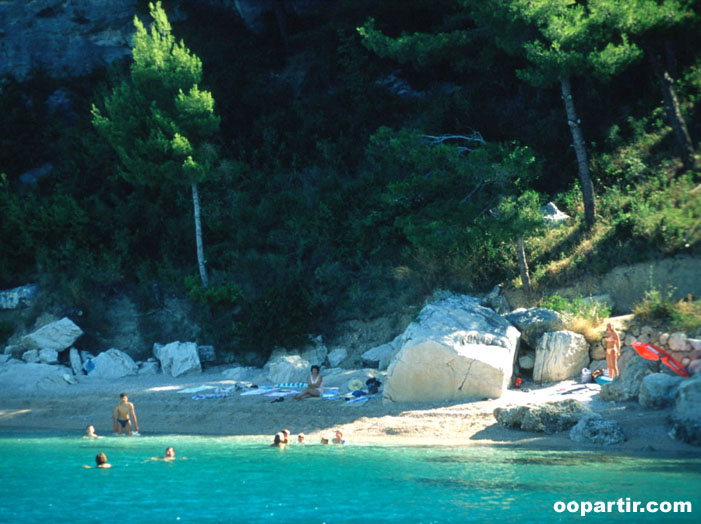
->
xmin=569 ymin=416 xmax=626 ymax=445
xmin=84 ymin=349 xmax=138 ymax=379
xmin=154 ymin=341 xmax=202 ymax=378
xmin=69 ymin=348 xmax=83 ymax=375
xmin=494 ymin=399 xmax=592 ymax=433
xmin=361 ymin=341 xmax=398 ymax=371
xmin=38 ymin=348 xmax=59 ymax=364
xmin=0 ymin=284 xmax=37 ymax=309
xmin=0 ymin=0 xmax=136 ymax=80
xmin=265 ymin=354 xmax=310 ymax=384
xmin=22 ymin=349 xmax=40 ymax=363
xmin=533 ymin=331 xmax=589 ymax=383
xmin=638 ymin=373 xmax=684 ymax=409
xmin=0 ymin=361 xmax=74 ymax=390
xmin=383 ymin=295 xmax=520 ymax=403
xmin=504 ymin=308 xmax=564 ymax=348
xmin=541 ymin=202 xmax=570 ymax=226
xmin=669 ymin=377 xmax=701 ymax=445
xmin=21 ymin=317 xmax=83 ymax=351
xmin=326 ymin=347 xmax=348 ymax=368
xmin=299 ymin=338 xmax=328 ymax=367
xmin=599 ymin=355 xmax=657 ymax=402
xmin=138 ymin=360 xmax=160 ymax=375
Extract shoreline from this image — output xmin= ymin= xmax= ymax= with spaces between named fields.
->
xmin=1 ymin=367 xmax=699 ymax=455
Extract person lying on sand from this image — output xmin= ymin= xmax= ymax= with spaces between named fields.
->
xmin=294 ymin=365 xmax=323 ymax=400
xmin=112 ymin=393 xmax=139 ymax=436
xmin=83 ymin=424 xmax=102 ymax=439
xmin=84 ymin=452 xmax=111 ymax=469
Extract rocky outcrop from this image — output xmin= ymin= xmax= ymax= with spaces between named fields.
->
xmin=533 ymin=331 xmax=589 ymax=383
xmin=154 ymin=341 xmax=202 ymax=377
xmin=493 ymin=399 xmax=592 ymax=433
xmin=638 ymin=373 xmax=684 ymax=409
xmin=0 ymin=284 xmax=37 ymax=309
xmin=264 ymin=354 xmax=309 ymax=384
xmin=599 ymin=355 xmax=657 ymax=402
xmin=0 ymin=0 xmax=136 ymax=79
xmin=383 ymin=295 xmax=520 ymax=403
xmin=84 ymin=348 xmax=138 ymax=378
xmin=504 ymin=308 xmax=564 ymax=348
xmin=0 ymin=361 xmax=75 ymax=390
xmin=669 ymin=377 xmax=701 ymax=446
xmin=20 ymin=317 xmax=83 ymax=351
xmin=569 ymin=416 xmax=626 ymax=445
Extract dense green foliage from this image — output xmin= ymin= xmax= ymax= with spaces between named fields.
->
xmin=0 ymin=0 xmax=699 ymax=355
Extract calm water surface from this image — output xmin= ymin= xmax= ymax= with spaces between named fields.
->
xmin=0 ymin=433 xmax=699 ymax=523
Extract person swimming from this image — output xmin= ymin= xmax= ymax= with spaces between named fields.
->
xmin=332 ymin=430 xmax=345 ymax=445
xmin=84 ymin=452 xmax=111 ymax=469
xmin=146 ymin=446 xmax=185 ymax=462
xmin=83 ymin=425 xmax=102 ymax=439
xmin=271 ymin=433 xmax=286 ymax=448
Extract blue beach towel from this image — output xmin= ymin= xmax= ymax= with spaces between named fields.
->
xmin=275 ymin=382 xmax=307 ymax=389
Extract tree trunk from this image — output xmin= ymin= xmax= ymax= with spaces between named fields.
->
xmin=646 ymin=44 xmax=695 ymax=171
xmin=560 ymin=75 xmax=596 ymax=229
xmin=191 ymin=181 xmax=209 ymax=289
xmin=516 ymin=236 xmax=531 ymax=295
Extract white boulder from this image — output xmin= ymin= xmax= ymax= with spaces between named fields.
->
xmin=541 ymin=202 xmax=570 ymax=225
xmin=533 ymin=331 xmax=589 ymax=383
xmin=265 ymin=354 xmax=310 ymax=384
xmin=138 ymin=360 xmax=160 ymax=375
xmin=22 ymin=349 xmax=40 ymax=363
xmin=504 ymin=308 xmax=565 ymax=348
xmin=69 ymin=348 xmax=83 ymax=375
xmin=362 ymin=341 xmax=398 ymax=370
xmin=0 ymin=361 xmax=74 ymax=391
xmin=668 ymin=332 xmax=690 ymax=352
xmin=326 ymin=347 xmax=348 ymax=368
xmin=383 ymin=295 xmax=520 ymax=403
xmin=21 ymin=317 xmax=83 ymax=351
xmin=84 ymin=349 xmax=138 ymax=379
xmin=38 ymin=348 xmax=59 ymax=364
xmin=154 ymin=341 xmax=202 ymax=377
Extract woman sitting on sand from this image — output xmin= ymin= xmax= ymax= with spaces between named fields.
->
xmin=294 ymin=365 xmax=323 ymax=400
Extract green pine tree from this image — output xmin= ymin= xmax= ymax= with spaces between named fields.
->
xmin=468 ymin=0 xmax=642 ymax=229
xmin=92 ymin=1 xmax=220 ymax=288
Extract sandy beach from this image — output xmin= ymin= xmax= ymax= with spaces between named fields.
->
xmin=1 ymin=366 xmax=699 ymax=455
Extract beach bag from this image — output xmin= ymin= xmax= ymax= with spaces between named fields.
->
xmin=366 ymin=377 xmax=382 ymax=395
xmin=580 ymin=367 xmax=593 ymax=384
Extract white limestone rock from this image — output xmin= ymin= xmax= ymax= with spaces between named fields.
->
xmin=69 ymin=348 xmax=83 ymax=375
xmin=504 ymin=308 xmax=565 ymax=348
xmin=362 ymin=341 xmax=398 ymax=370
xmin=265 ymin=354 xmax=310 ymax=385
xmin=21 ymin=317 xmax=83 ymax=351
xmin=533 ymin=331 xmax=589 ymax=383
xmin=384 ymin=295 xmax=520 ymax=403
xmin=0 ymin=361 xmax=74 ymax=391
xmin=84 ymin=349 xmax=138 ymax=379
xmin=22 ymin=349 xmax=40 ymax=363
xmin=38 ymin=348 xmax=59 ymax=364
xmin=154 ymin=341 xmax=202 ymax=378
xmin=326 ymin=347 xmax=348 ymax=368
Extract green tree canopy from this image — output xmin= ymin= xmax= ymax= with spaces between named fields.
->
xmin=92 ymin=1 xmax=220 ymax=287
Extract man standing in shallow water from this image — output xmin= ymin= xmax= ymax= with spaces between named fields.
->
xmin=112 ymin=393 xmax=139 ymax=435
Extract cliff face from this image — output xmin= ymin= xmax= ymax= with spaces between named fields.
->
xmin=0 ymin=0 xmax=328 ymax=80
xmin=0 ymin=0 xmax=137 ymax=79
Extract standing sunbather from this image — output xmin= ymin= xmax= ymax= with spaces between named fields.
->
xmin=112 ymin=393 xmax=139 ymax=435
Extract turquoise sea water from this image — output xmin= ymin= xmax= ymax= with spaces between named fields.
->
xmin=0 ymin=433 xmax=699 ymax=524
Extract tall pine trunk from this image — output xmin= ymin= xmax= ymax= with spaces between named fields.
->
xmin=516 ymin=236 xmax=531 ymax=296
xmin=646 ymin=44 xmax=695 ymax=171
xmin=560 ymin=75 xmax=596 ymax=229
xmin=191 ymin=181 xmax=209 ymax=288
